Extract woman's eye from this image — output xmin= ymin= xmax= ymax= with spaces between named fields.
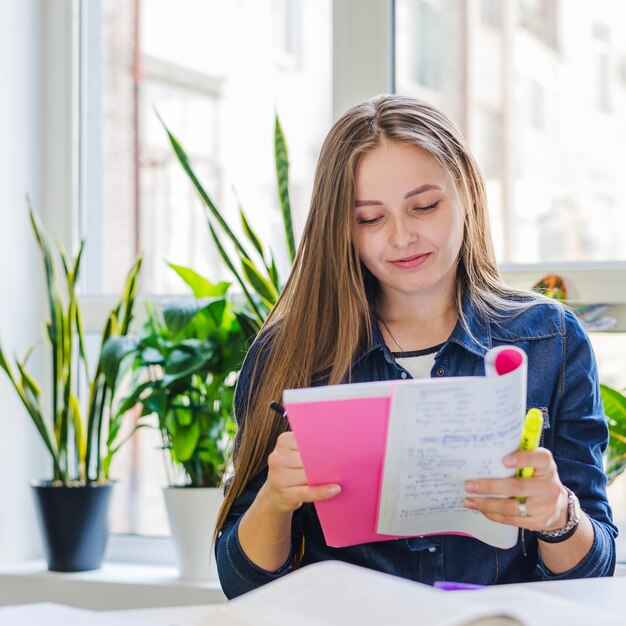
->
xmin=357 ymin=216 xmax=381 ymax=225
xmin=413 ymin=201 xmax=439 ymax=212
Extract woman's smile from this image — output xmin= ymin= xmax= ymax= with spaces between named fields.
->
xmin=388 ymin=252 xmax=431 ymax=270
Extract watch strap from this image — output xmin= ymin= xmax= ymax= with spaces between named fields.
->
xmin=534 ymin=487 xmax=581 ymax=544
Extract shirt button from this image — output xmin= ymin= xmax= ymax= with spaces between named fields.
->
xmin=428 ymin=547 xmax=437 ymax=553
xmin=436 ymin=368 xmax=445 ymax=377
xmin=400 ymin=371 xmax=407 ymax=379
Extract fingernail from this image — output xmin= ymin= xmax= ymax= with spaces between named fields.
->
xmin=464 ymin=498 xmax=476 ymax=509
xmin=328 ymin=485 xmax=341 ymax=496
xmin=503 ymin=455 xmax=517 ymax=467
xmin=465 ymin=481 xmax=478 ymax=493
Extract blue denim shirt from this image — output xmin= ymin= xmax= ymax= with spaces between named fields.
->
xmin=216 ymin=298 xmax=617 ymax=598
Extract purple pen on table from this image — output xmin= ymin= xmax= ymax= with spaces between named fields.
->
xmin=433 ymin=581 xmax=485 ymax=591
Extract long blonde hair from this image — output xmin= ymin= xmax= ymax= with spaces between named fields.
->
xmin=215 ymin=94 xmax=538 ymax=536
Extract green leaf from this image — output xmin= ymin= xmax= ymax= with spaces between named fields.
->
xmin=163 ymin=297 xmax=227 ymax=335
xmin=207 ymin=222 xmax=265 ymax=325
xmin=240 ymin=206 xmax=265 ymax=261
xmin=268 ymin=250 xmax=281 ymax=290
xmin=100 ymin=335 xmax=139 ymax=387
xmin=274 ymin=114 xmax=296 ymax=262
xmin=241 ymin=258 xmax=279 ymax=309
xmin=234 ymin=310 xmax=261 ymax=341
xmin=602 ymin=384 xmax=626 ymax=424
xmin=168 ymin=263 xmax=231 ymax=298
xmin=118 ymin=255 xmax=143 ymax=334
xmin=601 ymin=384 xmax=626 ymax=485
xmin=170 ymin=420 xmax=201 ymax=462
xmin=17 ymin=357 xmax=43 ymax=399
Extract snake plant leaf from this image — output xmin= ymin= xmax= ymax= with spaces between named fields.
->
xmin=118 ymin=255 xmax=143 ymax=335
xmin=28 ymin=208 xmax=59 ymax=341
xmin=268 ymin=250 xmax=280 ymax=290
xmin=75 ymin=304 xmax=90 ymax=381
xmin=207 ymin=221 xmax=264 ymax=325
xmin=1 ymin=342 xmax=62 ymax=476
xmin=155 ymin=110 xmax=252 ymax=261
xmin=69 ymin=392 xmax=86 ymax=469
xmin=241 ymin=257 xmax=279 ymax=309
xmin=274 ymin=114 xmax=295 ymax=262
xmin=16 ymin=357 xmax=42 ymax=400
xmin=163 ymin=297 xmax=227 ymax=335
xmin=239 ymin=205 xmax=266 ymax=262
xmin=167 ymin=263 xmax=230 ymax=298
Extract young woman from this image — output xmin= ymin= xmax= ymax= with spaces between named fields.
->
xmin=215 ymin=95 xmax=617 ymax=598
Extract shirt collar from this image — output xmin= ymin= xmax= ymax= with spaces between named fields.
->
xmin=447 ymin=294 xmax=492 ymax=358
xmin=354 ymin=291 xmax=492 ymax=366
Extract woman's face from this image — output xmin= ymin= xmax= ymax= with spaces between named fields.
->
xmin=354 ymin=141 xmax=465 ymax=303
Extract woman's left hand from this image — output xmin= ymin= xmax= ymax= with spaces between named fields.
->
xmin=463 ymin=448 xmax=569 ymax=531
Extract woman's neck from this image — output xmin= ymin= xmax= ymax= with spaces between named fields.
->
xmin=377 ymin=290 xmax=458 ymax=352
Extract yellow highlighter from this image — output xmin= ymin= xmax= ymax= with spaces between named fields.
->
xmin=516 ymin=408 xmax=544 ymax=478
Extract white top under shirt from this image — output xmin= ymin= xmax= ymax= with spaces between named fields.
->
xmin=392 ymin=343 xmax=444 ymax=379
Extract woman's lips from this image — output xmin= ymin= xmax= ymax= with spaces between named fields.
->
xmin=389 ymin=253 xmax=430 ymax=269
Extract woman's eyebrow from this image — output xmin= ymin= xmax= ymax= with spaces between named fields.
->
xmin=404 ymin=183 xmax=442 ymax=199
xmin=355 ymin=183 xmax=443 ymax=207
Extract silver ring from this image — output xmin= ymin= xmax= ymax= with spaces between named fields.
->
xmin=518 ymin=500 xmax=528 ymax=518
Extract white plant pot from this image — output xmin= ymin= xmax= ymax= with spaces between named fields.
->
xmin=163 ymin=486 xmax=223 ymax=582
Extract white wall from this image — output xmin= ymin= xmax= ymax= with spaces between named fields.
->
xmin=0 ymin=0 xmax=47 ymax=564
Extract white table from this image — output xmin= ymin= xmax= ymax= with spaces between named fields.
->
xmin=111 ymin=574 xmax=626 ymax=625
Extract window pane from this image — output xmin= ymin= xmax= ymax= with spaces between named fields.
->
xmin=394 ymin=0 xmax=626 ymax=263
xmin=81 ymin=0 xmax=332 ymax=537
xmin=81 ymin=0 xmax=332 ymax=297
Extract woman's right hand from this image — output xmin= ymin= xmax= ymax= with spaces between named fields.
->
xmin=259 ymin=432 xmax=342 ymax=515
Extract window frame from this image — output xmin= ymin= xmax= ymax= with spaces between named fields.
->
xmin=48 ymin=0 xmax=626 ymax=566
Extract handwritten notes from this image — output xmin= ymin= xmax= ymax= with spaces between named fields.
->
xmin=377 ymin=352 xmax=526 ymax=549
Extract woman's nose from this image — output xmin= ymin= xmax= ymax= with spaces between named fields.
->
xmin=388 ymin=216 xmax=418 ymax=248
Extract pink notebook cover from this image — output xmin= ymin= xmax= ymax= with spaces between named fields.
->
xmin=285 ymin=395 xmax=408 ymax=547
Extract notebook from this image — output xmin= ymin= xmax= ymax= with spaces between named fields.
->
xmin=283 ymin=346 xmax=527 ymax=548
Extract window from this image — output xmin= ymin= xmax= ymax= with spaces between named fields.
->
xmin=80 ymin=0 xmax=333 ymax=538
xmin=397 ymin=0 xmax=626 ymax=265
xmin=59 ymin=0 xmax=625 ymax=562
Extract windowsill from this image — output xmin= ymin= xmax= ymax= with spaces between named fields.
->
xmin=0 ymin=561 xmax=226 ymax=610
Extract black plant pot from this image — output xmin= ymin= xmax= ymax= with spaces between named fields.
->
xmin=32 ymin=482 xmax=113 ymax=572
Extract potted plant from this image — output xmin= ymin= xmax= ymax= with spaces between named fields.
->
xmin=0 ymin=207 xmax=143 ymax=572
xmin=106 ymin=113 xmax=294 ymax=580
xmin=108 ymin=264 xmax=250 ymax=580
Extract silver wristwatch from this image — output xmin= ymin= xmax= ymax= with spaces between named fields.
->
xmin=535 ymin=487 xmax=582 ymax=544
